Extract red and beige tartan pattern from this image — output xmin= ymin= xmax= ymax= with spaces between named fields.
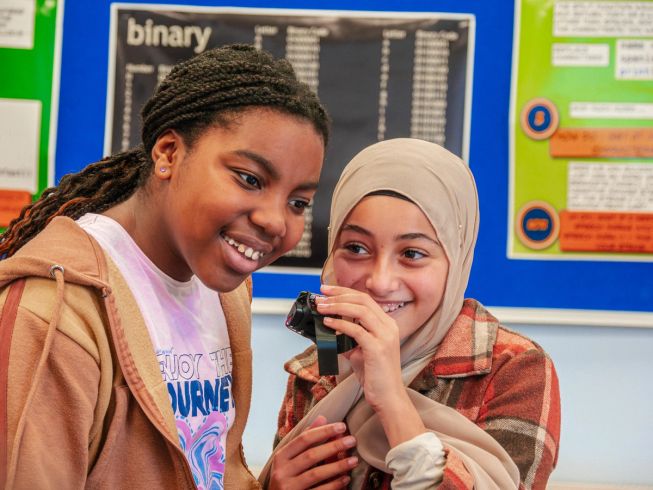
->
xmin=274 ymin=299 xmax=561 ymax=490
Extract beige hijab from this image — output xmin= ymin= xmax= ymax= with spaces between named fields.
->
xmin=260 ymin=139 xmax=519 ymax=488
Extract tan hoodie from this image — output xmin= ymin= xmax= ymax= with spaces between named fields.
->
xmin=0 ymin=217 xmax=260 ymax=489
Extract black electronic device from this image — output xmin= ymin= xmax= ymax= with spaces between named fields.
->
xmin=285 ymin=291 xmax=357 ymax=375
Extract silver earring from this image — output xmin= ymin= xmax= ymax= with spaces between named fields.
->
xmin=159 ymin=167 xmax=167 ymax=173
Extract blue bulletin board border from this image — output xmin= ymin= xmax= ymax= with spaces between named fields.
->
xmin=53 ymin=0 xmax=653 ymax=325
xmin=252 ymin=269 xmax=321 ymax=300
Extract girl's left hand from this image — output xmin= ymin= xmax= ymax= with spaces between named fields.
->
xmin=315 ymin=284 xmax=404 ymax=412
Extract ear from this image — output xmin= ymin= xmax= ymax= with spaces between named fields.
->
xmin=151 ymin=130 xmax=185 ymax=180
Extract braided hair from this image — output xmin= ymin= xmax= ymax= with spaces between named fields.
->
xmin=0 ymin=44 xmax=330 ymax=258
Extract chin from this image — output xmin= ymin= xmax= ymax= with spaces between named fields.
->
xmin=200 ymin=271 xmax=248 ymax=293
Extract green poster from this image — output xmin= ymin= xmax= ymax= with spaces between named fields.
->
xmin=0 ymin=0 xmax=62 ymax=228
xmin=510 ymin=0 xmax=653 ymax=260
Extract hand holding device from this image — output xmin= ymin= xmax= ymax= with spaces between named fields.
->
xmin=285 ymin=291 xmax=357 ymax=375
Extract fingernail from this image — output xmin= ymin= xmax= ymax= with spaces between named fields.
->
xmin=347 ymin=456 xmax=358 ymax=466
xmin=342 ymin=436 xmax=356 ymax=448
xmin=334 ymin=422 xmax=346 ymax=433
xmin=341 ymin=476 xmax=351 ymax=486
xmin=321 ymin=284 xmax=334 ymax=292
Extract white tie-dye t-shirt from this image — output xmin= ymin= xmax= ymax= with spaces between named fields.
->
xmin=78 ymin=213 xmax=235 ymax=490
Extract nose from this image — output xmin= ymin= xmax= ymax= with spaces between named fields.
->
xmin=364 ymin=256 xmax=399 ymax=296
xmin=250 ymin=199 xmax=287 ymax=238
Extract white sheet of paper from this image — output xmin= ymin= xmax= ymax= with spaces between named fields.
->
xmin=0 ymin=98 xmax=41 ymax=193
xmin=0 ymin=0 xmax=36 ymax=49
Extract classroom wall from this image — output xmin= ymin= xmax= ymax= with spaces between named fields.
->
xmin=28 ymin=0 xmax=652 ymax=486
xmin=243 ymin=313 xmax=653 ymax=487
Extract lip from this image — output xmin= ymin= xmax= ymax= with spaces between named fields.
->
xmin=221 ymin=231 xmax=274 ymax=256
xmin=375 ymin=300 xmax=410 ymax=314
xmin=220 ymin=234 xmax=268 ymax=276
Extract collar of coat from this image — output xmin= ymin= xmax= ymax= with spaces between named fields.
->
xmin=284 ymin=299 xmax=500 ymax=402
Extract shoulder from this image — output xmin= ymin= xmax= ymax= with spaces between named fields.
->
xmin=473 ymin=303 xmax=558 ymax=389
xmin=9 ymin=276 xmax=109 ymax=364
xmin=458 ymin=298 xmax=551 ymax=357
xmin=432 ymin=299 xmax=554 ymax=378
xmin=10 ymin=217 xmax=108 ymax=279
xmin=0 ymin=217 xmax=115 ymax=361
xmin=495 ymin=323 xmax=549 ymax=359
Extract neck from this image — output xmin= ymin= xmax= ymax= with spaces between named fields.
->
xmin=102 ymin=187 xmax=192 ymax=281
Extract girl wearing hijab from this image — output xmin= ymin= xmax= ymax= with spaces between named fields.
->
xmin=260 ymin=138 xmax=561 ymax=490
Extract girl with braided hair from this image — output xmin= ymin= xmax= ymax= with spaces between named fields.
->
xmin=0 ymin=45 xmax=353 ymax=489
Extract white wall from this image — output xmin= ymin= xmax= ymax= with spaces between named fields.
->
xmin=243 ymin=313 xmax=653 ymax=487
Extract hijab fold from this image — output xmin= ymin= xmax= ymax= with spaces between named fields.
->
xmin=259 ymin=139 xmax=519 ymax=489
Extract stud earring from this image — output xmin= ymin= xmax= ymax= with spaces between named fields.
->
xmin=159 ymin=167 xmax=167 ymax=173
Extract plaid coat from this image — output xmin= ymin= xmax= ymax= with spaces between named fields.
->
xmin=274 ymin=299 xmax=560 ymax=490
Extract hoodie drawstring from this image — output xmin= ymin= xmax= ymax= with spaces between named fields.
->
xmin=6 ymin=264 xmax=67 ymax=486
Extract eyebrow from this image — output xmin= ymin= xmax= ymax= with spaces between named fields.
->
xmin=398 ymin=232 xmax=440 ymax=246
xmin=341 ymin=224 xmax=440 ymax=246
xmin=234 ymin=150 xmax=279 ymax=179
xmin=234 ymin=150 xmax=319 ymax=191
xmin=341 ymin=224 xmax=372 ymax=236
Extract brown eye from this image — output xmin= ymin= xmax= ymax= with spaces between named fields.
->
xmin=345 ymin=243 xmax=368 ymax=255
xmin=237 ymin=171 xmax=261 ymax=189
xmin=404 ymin=249 xmax=426 ymax=260
xmin=289 ymin=199 xmax=310 ymax=211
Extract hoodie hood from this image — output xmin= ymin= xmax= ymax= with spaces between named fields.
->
xmin=0 ymin=217 xmax=111 ymax=293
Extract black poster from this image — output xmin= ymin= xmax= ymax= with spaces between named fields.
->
xmin=107 ymin=6 xmax=474 ymax=269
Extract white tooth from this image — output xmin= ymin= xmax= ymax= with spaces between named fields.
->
xmin=252 ymin=251 xmax=260 ymax=260
xmin=237 ymin=244 xmax=245 ymax=253
xmin=383 ymin=303 xmax=404 ymax=313
xmin=245 ymin=247 xmax=253 ymax=258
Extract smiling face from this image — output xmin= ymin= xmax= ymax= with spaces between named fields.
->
xmin=146 ymin=108 xmax=325 ymax=292
xmin=332 ymin=195 xmax=449 ymax=340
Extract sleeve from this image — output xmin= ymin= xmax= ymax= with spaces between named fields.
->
xmin=440 ymin=349 xmax=561 ymax=490
xmin=2 ymin=302 xmax=100 ymax=488
xmin=386 ymin=431 xmax=446 ymax=489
